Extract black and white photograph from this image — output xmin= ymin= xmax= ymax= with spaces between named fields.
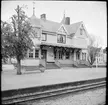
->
xmin=1 ymin=1 xmax=107 ymax=105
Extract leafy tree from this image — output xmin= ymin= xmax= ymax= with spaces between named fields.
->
xmin=1 ymin=21 xmax=12 ymax=63
xmin=87 ymin=34 xmax=101 ymax=66
xmin=1 ymin=5 xmax=34 ymax=74
xmin=87 ymin=46 xmax=101 ymax=66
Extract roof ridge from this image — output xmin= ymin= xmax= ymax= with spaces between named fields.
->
xmin=29 ymin=15 xmax=82 ymax=26
xmin=43 ymin=19 xmax=60 ymax=24
xmin=70 ymin=21 xmax=83 ymax=25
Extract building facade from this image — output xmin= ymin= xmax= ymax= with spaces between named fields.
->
xmin=21 ymin=11 xmax=90 ymax=68
xmin=94 ymin=49 xmax=107 ymax=65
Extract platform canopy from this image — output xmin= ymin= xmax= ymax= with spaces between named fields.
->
xmin=41 ymin=42 xmax=86 ymax=49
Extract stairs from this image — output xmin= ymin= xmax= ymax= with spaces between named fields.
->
xmin=73 ymin=61 xmax=79 ymax=68
xmin=77 ymin=64 xmax=89 ymax=68
xmin=46 ymin=62 xmax=60 ymax=69
xmin=73 ymin=60 xmax=90 ymax=68
xmin=61 ymin=64 xmax=73 ymax=68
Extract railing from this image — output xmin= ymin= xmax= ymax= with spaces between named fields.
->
xmin=84 ymin=61 xmax=90 ymax=67
xmin=79 ymin=60 xmax=91 ymax=67
xmin=55 ymin=60 xmax=61 ymax=68
xmin=73 ymin=61 xmax=79 ymax=67
xmin=39 ymin=59 xmax=46 ymax=68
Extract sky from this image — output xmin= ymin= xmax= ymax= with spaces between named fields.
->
xmin=1 ymin=1 xmax=107 ymax=48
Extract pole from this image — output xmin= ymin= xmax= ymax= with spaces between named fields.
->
xmin=17 ymin=5 xmax=21 ymax=75
xmin=96 ymin=56 xmax=98 ymax=71
xmin=18 ymin=5 xmax=20 ymax=38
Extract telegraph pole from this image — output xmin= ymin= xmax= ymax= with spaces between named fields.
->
xmin=17 ymin=5 xmax=21 ymax=74
xmin=18 ymin=5 xmax=20 ymax=38
xmin=96 ymin=56 xmax=98 ymax=72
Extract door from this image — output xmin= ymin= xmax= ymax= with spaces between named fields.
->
xmin=76 ymin=52 xmax=80 ymax=61
xmin=47 ymin=48 xmax=55 ymax=62
xmin=41 ymin=50 xmax=47 ymax=61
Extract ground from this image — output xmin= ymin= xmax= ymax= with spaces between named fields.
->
xmin=25 ymin=87 xmax=105 ymax=105
xmin=2 ymin=64 xmax=106 ymax=91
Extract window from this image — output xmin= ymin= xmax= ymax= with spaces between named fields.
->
xmin=42 ymin=33 xmax=47 ymax=41
xmin=28 ymin=49 xmax=39 ymax=58
xmin=35 ymin=49 xmax=39 ymax=58
xmin=80 ymin=28 xmax=83 ymax=35
xmin=66 ymin=52 xmax=70 ymax=59
xmin=57 ymin=34 xmax=66 ymax=43
xmin=29 ymin=49 xmax=33 ymax=58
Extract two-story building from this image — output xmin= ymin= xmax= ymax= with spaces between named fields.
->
xmin=21 ymin=9 xmax=90 ymax=69
xmin=94 ymin=48 xmax=107 ymax=66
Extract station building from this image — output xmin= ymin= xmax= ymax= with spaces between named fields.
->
xmin=21 ymin=9 xmax=90 ymax=68
xmin=94 ymin=49 xmax=107 ymax=65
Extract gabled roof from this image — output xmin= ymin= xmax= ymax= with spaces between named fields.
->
xmin=64 ymin=21 xmax=82 ymax=35
xmin=29 ymin=15 xmax=82 ymax=35
xmin=41 ymin=19 xmax=61 ymax=33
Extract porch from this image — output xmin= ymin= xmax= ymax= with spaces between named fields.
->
xmin=40 ymin=43 xmax=88 ymax=69
xmin=19 ymin=43 xmax=88 ymax=71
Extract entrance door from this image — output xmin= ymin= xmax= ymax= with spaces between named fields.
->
xmin=47 ymin=48 xmax=55 ymax=63
xmin=41 ymin=50 xmax=47 ymax=61
xmin=76 ymin=52 xmax=80 ymax=60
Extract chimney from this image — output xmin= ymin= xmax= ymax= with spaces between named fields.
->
xmin=40 ymin=14 xmax=46 ymax=20
xmin=65 ymin=17 xmax=70 ymax=25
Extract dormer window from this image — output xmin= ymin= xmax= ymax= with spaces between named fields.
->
xmin=80 ymin=24 xmax=85 ymax=35
xmin=80 ymin=28 xmax=83 ymax=35
xmin=57 ymin=34 xmax=66 ymax=44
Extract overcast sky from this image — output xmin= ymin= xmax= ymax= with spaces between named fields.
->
xmin=1 ymin=1 xmax=107 ymax=48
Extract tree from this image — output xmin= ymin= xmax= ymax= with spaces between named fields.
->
xmin=1 ymin=21 xmax=12 ymax=63
xmin=1 ymin=5 xmax=34 ymax=75
xmin=87 ymin=34 xmax=101 ymax=66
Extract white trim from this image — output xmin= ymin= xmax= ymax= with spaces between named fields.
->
xmin=33 ymin=48 xmax=35 ymax=58
xmin=80 ymin=22 xmax=89 ymax=38
xmin=73 ymin=21 xmax=82 ymax=38
xmin=57 ymin=24 xmax=69 ymax=35
xmin=73 ymin=22 xmax=89 ymax=38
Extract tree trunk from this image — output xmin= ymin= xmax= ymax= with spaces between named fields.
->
xmin=16 ymin=58 xmax=22 ymax=75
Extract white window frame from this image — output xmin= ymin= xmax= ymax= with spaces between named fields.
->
xmin=35 ymin=49 xmax=39 ymax=58
xmin=29 ymin=49 xmax=34 ymax=58
xmin=57 ymin=34 xmax=66 ymax=44
xmin=42 ymin=33 xmax=47 ymax=41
